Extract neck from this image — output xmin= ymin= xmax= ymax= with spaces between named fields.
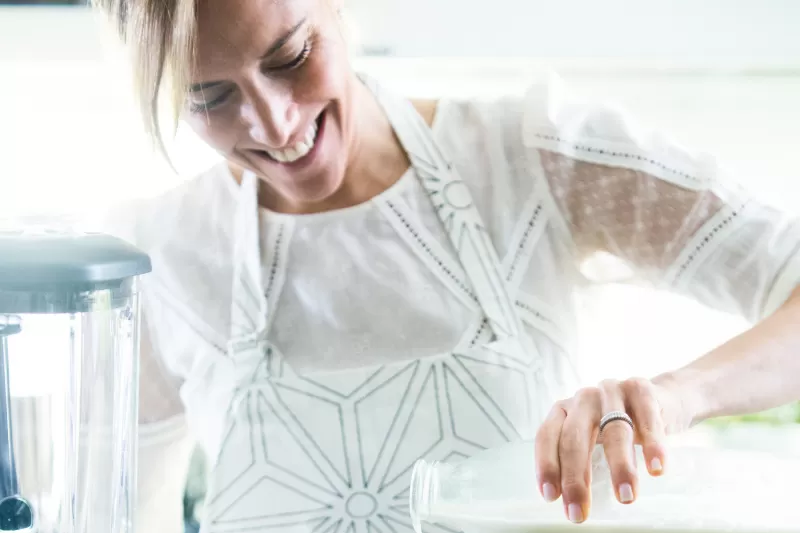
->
xmin=331 ymin=80 xmax=410 ymax=210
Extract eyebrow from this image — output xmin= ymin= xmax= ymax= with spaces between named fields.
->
xmin=262 ymin=18 xmax=307 ymax=59
xmin=189 ymin=18 xmax=308 ymax=93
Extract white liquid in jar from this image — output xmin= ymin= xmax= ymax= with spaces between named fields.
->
xmin=426 ymin=447 xmax=800 ymax=533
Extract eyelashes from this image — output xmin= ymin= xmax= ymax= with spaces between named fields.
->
xmin=188 ymin=88 xmax=233 ymax=113
xmin=275 ymin=39 xmax=312 ymax=71
xmin=188 ymin=39 xmax=313 ymax=114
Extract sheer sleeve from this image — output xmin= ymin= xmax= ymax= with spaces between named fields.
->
xmin=136 ymin=313 xmax=195 ymax=533
xmin=523 ymin=74 xmax=800 ymax=322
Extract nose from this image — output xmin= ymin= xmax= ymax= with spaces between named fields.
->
xmin=241 ymin=84 xmax=299 ymax=148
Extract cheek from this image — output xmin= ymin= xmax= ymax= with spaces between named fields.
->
xmin=184 ymin=113 xmax=240 ymax=156
xmin=294 ymin=37 xmax=349 ymax=104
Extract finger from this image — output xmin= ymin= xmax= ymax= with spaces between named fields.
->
xmin=598 ymin=380 xmax=638 ymax=505
xmin=535 ymin=402 xmax=567 ymax=502
xmin=559 ymin=388 xmax=601 ymax=523
xmin=623 ymin=378 xmax=668 ymax=476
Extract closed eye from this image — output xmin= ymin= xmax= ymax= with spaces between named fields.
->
xmin=271 ymin=40 xmax=312 ymax=72
xmin=189 ymin=88 xmax=234 ymax=113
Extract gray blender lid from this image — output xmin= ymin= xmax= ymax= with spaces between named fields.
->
xmin=0 ymin=228 xmax=152 ymax=289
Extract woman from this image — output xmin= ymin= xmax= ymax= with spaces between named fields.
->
xmin=92 ymin=0 xmax=800 ymax=531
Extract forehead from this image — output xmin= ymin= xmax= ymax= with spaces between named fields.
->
xmin=193 ymin=0 xmax=313 ymax=73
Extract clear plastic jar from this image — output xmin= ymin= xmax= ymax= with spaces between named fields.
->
xmin=0 ymin=228 xmax=151 ymax=532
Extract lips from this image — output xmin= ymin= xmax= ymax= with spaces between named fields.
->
xmin=251 ymin=111 xmax=326 ymax=168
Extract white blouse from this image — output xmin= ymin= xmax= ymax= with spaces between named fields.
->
xmin=101 ymin=74 xmax=800 ymax=532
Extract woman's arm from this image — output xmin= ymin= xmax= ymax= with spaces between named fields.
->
xmin=534 ymin=290 xmax=800 ymax=524
xmin=658 ymin=286 xmax=800 ymax=425
xmin=524 ymin=74 xmax=800 ymax=524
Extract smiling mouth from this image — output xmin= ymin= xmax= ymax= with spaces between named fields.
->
xmin=253 ymin=111 xmax=326 ymax=166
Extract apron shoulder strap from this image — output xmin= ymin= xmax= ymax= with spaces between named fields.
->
xmin=363 ymin=74 xmax=524 ymax=342
xmin=230 ymin=172 xmax=267 ymax=340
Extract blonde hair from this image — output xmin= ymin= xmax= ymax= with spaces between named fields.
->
xmin=92 ymin=0 xmax=197 ymax=157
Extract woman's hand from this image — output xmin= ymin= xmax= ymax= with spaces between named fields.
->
xmin=534 ymin=377 xmax=695 ymax=524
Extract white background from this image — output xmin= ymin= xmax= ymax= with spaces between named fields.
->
xmin=1 ymin=3 xmax=799 ymax=385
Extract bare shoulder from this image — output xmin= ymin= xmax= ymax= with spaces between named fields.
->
xmin=411 ymin=99 xmax=439 ymax=127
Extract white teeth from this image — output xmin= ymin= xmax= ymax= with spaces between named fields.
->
xmin=265 ymin=120 xmax=319 ymax=163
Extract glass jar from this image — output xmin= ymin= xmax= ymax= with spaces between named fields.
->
xmin=410 ymin=438 xmax=800 ymax=532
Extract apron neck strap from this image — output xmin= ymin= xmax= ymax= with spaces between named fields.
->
xmin=230 ymin=172 xmax=268 ymax=341
xmin=362 ymin=74 xmax=523 ymax=342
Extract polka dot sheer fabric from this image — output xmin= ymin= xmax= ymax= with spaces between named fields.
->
xmin=523 ymin=75 xmax=800 ymax=322
xmin=541 ymin=151 xmax=723 ymax=275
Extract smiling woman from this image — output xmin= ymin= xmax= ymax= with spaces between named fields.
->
xmin=9 ymin=1 xmax=800 ymax=532
xmin=182 ymin=0 xmax=370 ymax=213
xmin=93 ymin=0 xmax=413 ymax=215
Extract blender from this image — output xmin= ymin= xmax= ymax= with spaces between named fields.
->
xmin=0 ymin=226 xmax=151 ymax=532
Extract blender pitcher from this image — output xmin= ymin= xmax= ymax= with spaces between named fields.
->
xmin=0 ymin=227 xmax=151 ymax=533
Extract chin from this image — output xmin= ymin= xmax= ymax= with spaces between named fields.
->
xmin=288 ymin=171 xmax=345 ymax=207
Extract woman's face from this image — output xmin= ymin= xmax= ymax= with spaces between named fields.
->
xmin=186 ymin=0 xmax=354 ymax=208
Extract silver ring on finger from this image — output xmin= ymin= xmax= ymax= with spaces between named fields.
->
xmin=599 ymin=410 xmax=634 ymax=434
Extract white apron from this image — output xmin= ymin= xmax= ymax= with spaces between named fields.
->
xmin=200 ymin=77 xmax=559 ymax=533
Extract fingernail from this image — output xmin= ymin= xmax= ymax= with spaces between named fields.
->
xmin=542 ymin=483 xmax=557 ymax=502
xmin=619 ymin=483 xmax=634 ymax=503
xmin=650 ymin=457 xmax=663 ymax=473
xmin=568 ymin=503 xmax=583 ymax=523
